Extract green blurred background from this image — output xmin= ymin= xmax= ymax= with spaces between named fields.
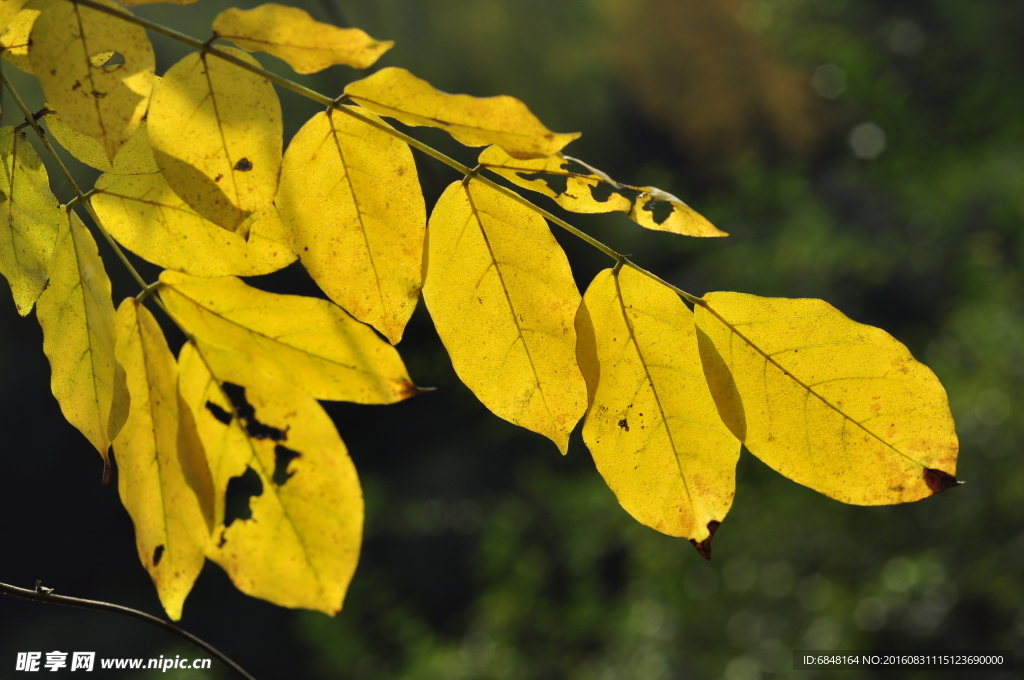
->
xmin=1 ymin=0 xmax=1022 ymax=678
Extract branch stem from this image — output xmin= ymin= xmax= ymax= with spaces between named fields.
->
xmin=68 ymin=0 xmax=702 ymax=305
xmin=0 ymin=580 xmax=257 ymax=680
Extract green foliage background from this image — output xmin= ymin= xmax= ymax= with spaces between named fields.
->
xmin=0 ymin=0 xmax=1021 ymax=678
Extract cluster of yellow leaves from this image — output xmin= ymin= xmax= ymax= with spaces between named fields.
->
xmin=0 ymin=0 xmax=958 ymax=621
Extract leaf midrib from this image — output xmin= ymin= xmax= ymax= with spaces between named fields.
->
xmin=700 ymin=299 xmax=924 ymax=467
xmin=162 ymin=284 xmax=396 ymax=386
xmin=612 ymin=270 xmax=696 ymax=514
xmin=463 ymin=183 xmax=553 ymax=424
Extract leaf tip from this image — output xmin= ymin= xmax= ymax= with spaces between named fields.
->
xmin=399 ymin=382 xmax=435 ymax=400
xmin=689 ymin=520 xmax=721 ymax=560
xmin=923 ymin=467 xmax=960 ymax=495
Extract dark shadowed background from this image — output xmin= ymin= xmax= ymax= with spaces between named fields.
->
xmin=1 ymin=0 xmax=1023 ymax=678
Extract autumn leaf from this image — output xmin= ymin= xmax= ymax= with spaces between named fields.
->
xmin=0 ymin=0 xmax=107 ymax=75
xmin=91 ymin=172 xmax=295 ymax=277
xmin=277 ymin=107 xmax=425 ymax=344
xmin=694 ymin=292 xmax=959 ymax=505
xmin=178 ymin=342 xmax=363 ymax=614
xmin=345 ymin=67 xmax=580 ymax=159
xmin=0 ymin=0 xmax=29 ymax=35
xmin=148 ymin=47 xmax=282 ymax=233
xmin=0 ymin=0 xmax=53 ymax=74
xmin=0 ymin=126 xmax=62 ymax=315
xmin=479 ymin=146 xmax=727 ymax=237
xmin=36 ymin=210 xmax=129 ymax=470
xmin=159 ymin=272 xmax=418 ymax=404
xmin=423 ymin=180 xmax=587 ymax=452
xmin=576 ymin=268 xmax=739 ymax=553
xmin=113 ymin=299 xmax=210 ymax=621
xmin=44 ymin=109 xmax=158 ymax=175
xmin=213 ymin=3 xmax=392 ymax=74
xmin=30 ymin=0 xmax=155 ymax=164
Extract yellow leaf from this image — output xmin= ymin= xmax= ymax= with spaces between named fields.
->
xmin=36 ymin=210 xmax=129 ymax=470
xmin=479 ymin=146 xmax=631 ymax=215
xmin=212 ymin=3 xmax=392 ymax=74
xmin=277 ymin=108 xmax=424 ymax=344
xmin=345 ymin=67 xmax=580 ymax=160
xmin=0 ymin=0 xmax=29 ymax=35
xmin=479 ymin=146 xmax=727 ymax=237
xmin=30 ymin=0 xmax=155 ymax=164
xmin=159 ymin=271 xmax=418 ymax=404
xmin=576 ymin=268 xmax=740 ymax=551
xmin=45 ymin=112 xmax=158 ymax=175
xmin=422 ymin=180 xmax=587 ymax=452
xmin=178 ymin=342 xmax=363 ymax=614
xmin=113 ymin=299 xmax=210 ymax=620
xmin=0 ymin=0 xmax=51 ymax=74
xmin=0 ymin=126 xmax=62 ymax=315
xmin=694 ymin=292 xmax=959 ymax=505
xmin=91 ymin=172 xmax=295 ymax=277
xmin=148 ymin=47 xmax=282 ymax=232
xmin=629 ymin=186 xmax=725 ymax=237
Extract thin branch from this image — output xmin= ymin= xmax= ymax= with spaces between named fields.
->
xmin=0 ymin=68 xmax=150 ymax=292
xmin=0 ymin=580 xmax=257 ymax=680
xmin=68 ymin=0 xmax=703 ymax=306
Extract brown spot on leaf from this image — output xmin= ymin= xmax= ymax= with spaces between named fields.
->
xmin=924 ymin=468 xmax=959 ymax=495
xmin=153 ymin=545 xmax=164 ymax=566
xmin=618 ymin=419 xmax=629 ymax=432
xmin=234 ymin=157 xmax=253 ymax=172
xmin=689 ymin=520 xmax=721 ymax=560
xmin=399 ymin=382 xmax=435 ymax=400
xmin=214 ymin=174 xmax=223 ymax=182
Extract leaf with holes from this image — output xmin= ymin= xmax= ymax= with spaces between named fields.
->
xmin=177 ymin=342 xmax=363 ymax=613
xmin=345 ymin=67 xmax=580 ymax=159
xmin=91 ymin=172 xmax=295 ymax=277
xmin=423 ymin=180 xmax=587 ymax=452
xmin=148 ymin=47 xmax=281 ymax=233
xmin=113 ymin=299 xmax=211 ymax=621
xmin=213 ymin=3 xmax=392 ymax=74
xmin=159 ymin=271 xmax=418 ymax=404
xmin=694 ymin=292 xmax=959 ymax=505
xmin=277 ymin=107 xmax=424 ymax=344
xmin=576 ymin=267 xmax=740 ymax=554
xmin=30 ymin=0 xmax=155 ymax=164
xmin=479 ymin=146 xmax=726 ymax=237
xmin=36 ymin=211 xmax=129 ymax=470
xmin=0 ymin=126 xmax=62 ymax=315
